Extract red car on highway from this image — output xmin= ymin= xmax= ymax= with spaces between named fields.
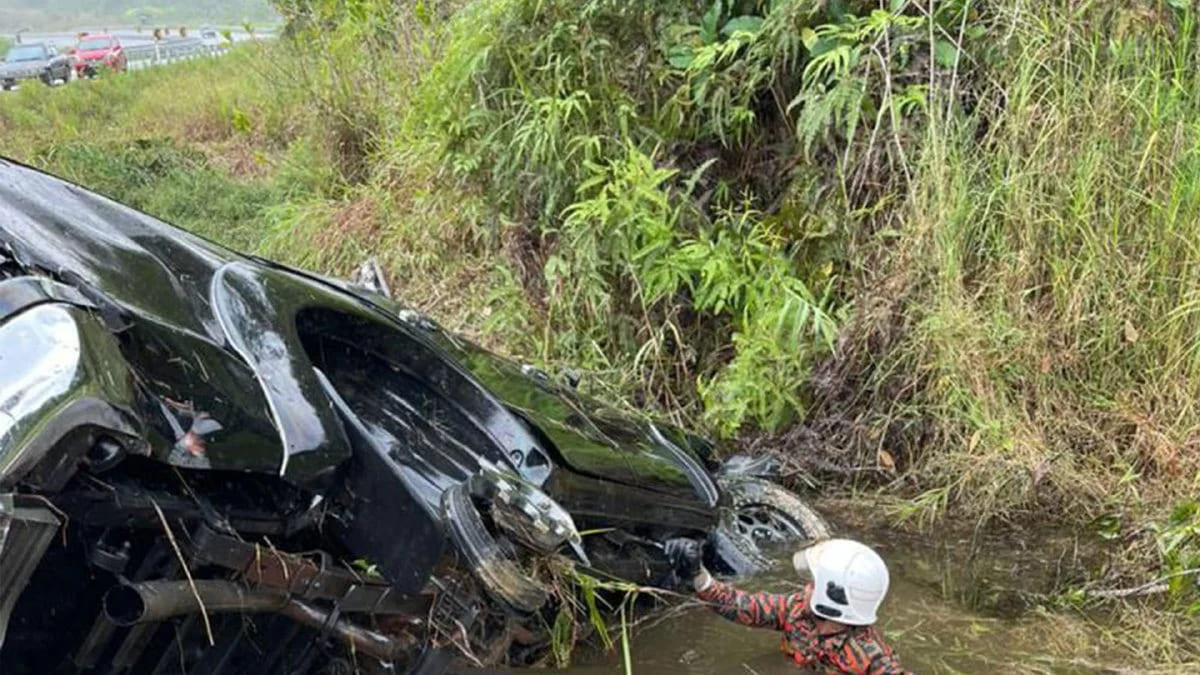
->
xmin=73 ymin=34 xmax=126 ymax=77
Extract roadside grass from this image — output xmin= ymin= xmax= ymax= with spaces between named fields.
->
xmin=36 ymin=139 xmax=283 ymax=252
xmin=2 ymin=48 xmax=275 ymax=155
xmin=0 ymin=38 xmax=530 ymax=349
xmin=0 ymin=45 xmax=300 ymax=246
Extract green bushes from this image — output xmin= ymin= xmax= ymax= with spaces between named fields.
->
xmin=393 ymin=0 xmax=979 ymax=432
xmin=551 ymin=145 xmax=842 ymax=433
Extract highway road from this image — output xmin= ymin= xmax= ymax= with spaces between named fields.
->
xmin=6 ymin=27 xmax=267 ymax=49
xmin=1 ymin=26 xmax=272 ymax=90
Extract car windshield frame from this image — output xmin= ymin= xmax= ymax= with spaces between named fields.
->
xmin=76 ymin=38 xmax=114 ymax=51
xmin=4 ymin=45 xmax=47 ymax=62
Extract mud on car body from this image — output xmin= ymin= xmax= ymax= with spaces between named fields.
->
xmin=0 ymin=158 xmax=829 ymax=674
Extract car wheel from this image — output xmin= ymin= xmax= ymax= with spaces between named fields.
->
xmin=442 ymin=482 xmax=548 ymax=613
xmin=709 ymin=476 xmax=831 ymax=576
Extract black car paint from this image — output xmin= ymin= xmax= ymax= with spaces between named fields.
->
xmin=0 ymin=298 xmax=143 ymax=491
xmin=0 ymin=157 xmax=719 ymax=526
xmin=0 ymin=157 xmax=769 ymax=673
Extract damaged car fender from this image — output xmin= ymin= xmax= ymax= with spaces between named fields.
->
xmin=362 ymin=301 xmax=722 ymax=508
xmin=0 ymin=297 xmax=142 ymax=490
xmin=210 ymin=261 xmax=353 ymax=480
xmin=210 ymin=258 xmax=551 ymax=486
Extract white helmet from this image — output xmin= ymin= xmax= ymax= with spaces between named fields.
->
xmin=792 ymin=539 xmax=889 ymax=626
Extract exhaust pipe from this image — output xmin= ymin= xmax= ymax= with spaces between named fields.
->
xmin=104 ymin=581 xmax=417 ymax=663
xmin=104 ymin=580 xmax=289 ymax=624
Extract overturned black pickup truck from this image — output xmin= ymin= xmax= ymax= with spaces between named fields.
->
xmin=0 ymin=158 xmax=829 ymax=674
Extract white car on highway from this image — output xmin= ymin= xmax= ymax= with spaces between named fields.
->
xmin=199 ymin=27 xmax=227 ymax=51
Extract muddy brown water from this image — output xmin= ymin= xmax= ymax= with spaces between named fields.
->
xmin=563 ymin=507 xmax=1122 ymax=674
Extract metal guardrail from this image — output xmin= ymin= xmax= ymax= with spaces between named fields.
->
xmin=123 ymin=37 xmax=228 ymax=68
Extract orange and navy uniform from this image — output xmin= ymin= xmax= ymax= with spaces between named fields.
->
xmin=696 ymin=580 xmax=910 ymax=674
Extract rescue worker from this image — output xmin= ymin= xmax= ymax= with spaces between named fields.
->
xmin=666 ymin=537 xmax=911 ymax=674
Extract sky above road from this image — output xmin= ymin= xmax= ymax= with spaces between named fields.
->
xmin=0 ymin=1 xmax=278 ymax=32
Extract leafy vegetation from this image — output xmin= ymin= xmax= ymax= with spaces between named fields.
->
xmin=4 ymin=0 xmax=1200 ymax=662
xmin=378 ymin=0 xmax=963 ymax=436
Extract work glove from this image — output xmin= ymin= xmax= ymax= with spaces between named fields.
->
xmin=663 ymin=538 xmax=704 ymax=581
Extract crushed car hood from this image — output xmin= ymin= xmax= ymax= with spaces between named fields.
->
xmin=0 ymin=158 xmax=715 ymax=503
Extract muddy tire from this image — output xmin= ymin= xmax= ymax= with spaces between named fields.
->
xmin=710 ymin=477 xmax=831 ymax=576
xmin=442 ymin=483 xmax=547 ymax=613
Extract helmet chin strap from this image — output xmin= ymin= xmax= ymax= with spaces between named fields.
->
xmin=813 ymin=616 xmax=851 ymax=636
xmin=795 ymin=584 xmax=847 ymax=633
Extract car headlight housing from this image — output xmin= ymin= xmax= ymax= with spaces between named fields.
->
xmin=467 ymin=460 xmax=589 ymax=564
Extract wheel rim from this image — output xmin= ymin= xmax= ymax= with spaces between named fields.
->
xmin=733 ymin=504 xmax=806 ymax=544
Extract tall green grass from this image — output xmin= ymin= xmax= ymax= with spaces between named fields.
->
xmin=384 ymin=0 xmax=957 ymax=430
xmin=873 ymin=2 xmax=1200 ymax=621
xmin=888 ymin=3 xmax=1200 ymax=524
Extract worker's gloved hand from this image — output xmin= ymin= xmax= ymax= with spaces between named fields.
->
xmin=664 ymin=538 xmax=704 ymax=582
